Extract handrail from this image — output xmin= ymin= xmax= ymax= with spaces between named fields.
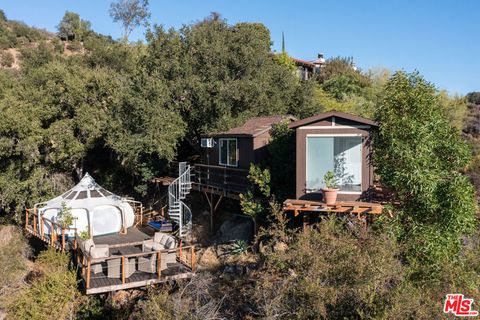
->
xmin=80 ymin=243 xmax=197 ymax=288
xmin=83 ymin=245 xmax=196 ymax=263
xmin=194 ymin=163 xmax=249 ymax=173
xmin=168 ymin=162 xmax=192 ymax=237
xmin=25 ymin=207 xmax=78 ymax=251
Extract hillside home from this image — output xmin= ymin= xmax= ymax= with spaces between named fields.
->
xmin=288 ymin=111 xmax=377 ymax=202
xmin=194 ymin=115 xmax=296 ymax=196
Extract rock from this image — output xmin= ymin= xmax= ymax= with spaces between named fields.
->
xmin=198 ymin=247 xmax=221 ymax=270
xmin=273 ymin=241 xmax=288 ymax=253
xmin=111 ymin=290 xmax=143 ymax=308
xmin=214 ymin=215 xmax=254 ymax=244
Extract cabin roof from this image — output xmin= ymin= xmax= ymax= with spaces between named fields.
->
xmin=288 ymin=110 xmax=378 ymax=129
xmin=210 ymin=115 xmax=296 ymax=138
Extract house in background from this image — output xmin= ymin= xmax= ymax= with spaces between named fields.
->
xmin=291 ymin=53 xmax=325 ymax=80
xmin=288 ymin=111 xmax=377 ymax=202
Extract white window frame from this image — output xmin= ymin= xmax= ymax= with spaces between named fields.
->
xmin=305 ymin=133 xmax=363 ymax=195
xmin=219 ymin=138 xmax=238 ymax=167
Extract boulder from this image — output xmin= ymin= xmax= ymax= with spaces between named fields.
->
xmin=214 ymin=215 xmax=253 ymax=244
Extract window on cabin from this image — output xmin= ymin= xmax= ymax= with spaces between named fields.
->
xmin=219 ymin=138 xmax=238 ymax=167
xmin=306 ymin=136 xmax=362 ymax=192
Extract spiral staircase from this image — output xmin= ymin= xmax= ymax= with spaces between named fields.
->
xmin=167 ymin=162 xmax=193 ymax=239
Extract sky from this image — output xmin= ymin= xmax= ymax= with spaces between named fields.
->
xmin=1 ymin=0 xmax=479 ymax=95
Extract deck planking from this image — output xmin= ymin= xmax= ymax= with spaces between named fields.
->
xmin=86 ymin=263 xmax=192 ymax=294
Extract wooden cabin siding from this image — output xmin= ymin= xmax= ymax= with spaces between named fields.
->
xmin=294 ymin=119 xmax=375 ymax=202
xmin=253 ymin=131 xmax=271 ymax=164
xmin=201 ymin=136 xmax=253 ymax=170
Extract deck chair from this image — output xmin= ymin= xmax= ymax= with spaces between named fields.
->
xmin=138 ymin=251 xmax=177 ymax=273
xmin=83 ymin=239 xmax=109 ymax=274
xmin=107 ymin=257 xmax=136 ymax=279
xmin=142 ymin=232 xmax=176 ymax=252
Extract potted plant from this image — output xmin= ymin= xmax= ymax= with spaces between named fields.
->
xmin=321 ymin=171 xmax=339 ymax=205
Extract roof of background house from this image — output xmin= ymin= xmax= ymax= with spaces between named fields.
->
xmin=289 ymin=110 xmax=378 ymax=129
xmin=210 ymin=115 xmax=296 ymax=137
xmin=291 ymin=57 xmax=315 ymax=68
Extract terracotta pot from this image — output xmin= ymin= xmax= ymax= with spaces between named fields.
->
xmin=321 ymin=188 xmax=339 ymax=205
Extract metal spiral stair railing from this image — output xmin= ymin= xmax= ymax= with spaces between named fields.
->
xmin=167 ymin=162 xmax=192 ymax=238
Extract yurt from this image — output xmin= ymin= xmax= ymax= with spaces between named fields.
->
xmin=36 ymin=173 xmax=137 ymax=237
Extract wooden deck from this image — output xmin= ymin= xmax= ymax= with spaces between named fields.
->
xmin=25 ymin=207 xmax=197 ymax=294
xmin=191 ymin=163 xmax=250 ymax=200
xmin=283 ymin=199 xmax=384 ymax=214
xmin=283 ymin=199 xmax=386 ymax=231
xmin=85 ymin=263 xmax=193 ymax=294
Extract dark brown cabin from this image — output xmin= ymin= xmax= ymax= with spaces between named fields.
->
xmin=288 ymin=111 xmax=377 ymax=202
xmin=194 ymin=115 xmax=295 ymax=196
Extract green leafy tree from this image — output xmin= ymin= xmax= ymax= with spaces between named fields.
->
xmin=57 ymin=11 xmax=91 ymax=41
xmin=109 ymin=0 xmax=150 ymax=41
xmin=268 ymin=120 xmax=296 ymax=200
xmin=374 ymin=71 xmax=477 ymax=280
xmin=144 ymin=15 xmax=310 ymax=144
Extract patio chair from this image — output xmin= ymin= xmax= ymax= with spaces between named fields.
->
xmin=83 ymin=239 xmax=109 ymax=274
xmin=138 ymin=250 xmax=177 ymax=273
xmin=142 ymin=232 xmax=176 ymax=252
xmin=107 ymin=257 xmax=136 ymax=279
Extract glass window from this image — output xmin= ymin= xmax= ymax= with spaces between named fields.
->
xmin=90 ymin=189 xmax=102 ymax=198
xmin=75 ymin=190 xmax=88 ymax=199
xmin=306 ymin=136 xmax=362 ymax=192
xmin=64 ymin=191 xmax=76 ymax=200
xmin=219 ymin=138 xmax=238 ymax=166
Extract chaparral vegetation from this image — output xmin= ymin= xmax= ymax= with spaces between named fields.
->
xmin=0 ymin=2 xmax=479 ymax=319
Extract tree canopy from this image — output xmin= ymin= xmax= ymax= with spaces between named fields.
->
xmin=57 ymin=11 xmax=92 ymax=40
xmin=109 ymin=0 xmax=150 ymax=41
xmin=374 ymin=71 xmax=477 ymax=280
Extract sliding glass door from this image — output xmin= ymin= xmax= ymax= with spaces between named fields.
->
xmin=306 ymin=136 xmax=362 ymax=192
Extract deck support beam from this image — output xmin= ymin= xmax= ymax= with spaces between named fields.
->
xmin=204 ymin=192 xmax=223 ymax=234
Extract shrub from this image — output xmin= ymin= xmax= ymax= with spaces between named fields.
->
xmin=253 ymin=218 xmax=406 ymax=319
xmin=66 ymin=40 xmax=83 ymax=52
xmin=131 ymin=288 xmax=176 ymax=320
xmin=6 ymin=248 xmax=81 ymax=320
xmin=0 ymin=50 xmax=14 ymax=67
xmin=0 ymin=225 xmax=29 ymax=291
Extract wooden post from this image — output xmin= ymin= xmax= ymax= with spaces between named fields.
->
xmin=303 ymin=212 xmax=309 ymax=234
xmin=25 ymin=209 xmax=29 ymax=229
xmin=82 ymin=254 xmax=86 ymax=277
xmin=157 ymin=251 xmax=161 ymax=279
xmin=61 ymin=229 xmax=65 ymax=252
xmin=33 ymin=209 xmax=37 ymax=233
xmin=86 ymin=258 xmax=91 ymax=289
xmin=121 ymin=256 xmax=125 ymax=284
xmin=40 ymin=216 xmax=44 ymax=240
xmin=190 ymin=245 xmax=196 ymax=272
xmin=179 ymin=240 xmax=183 ymax=263
xmin=51 ymin=221 xmax=55 ymax=246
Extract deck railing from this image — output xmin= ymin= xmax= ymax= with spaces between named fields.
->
xmin=193 ymin=163 xmax=250 ymax=194
xmin=77 ymin=239 xmax=196 ymax=289
xmin=25 ymin=208 xmax=78 ymax=252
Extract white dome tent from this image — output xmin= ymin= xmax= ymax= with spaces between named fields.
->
xmin=35 ymin=173 xmax=140 ymax=237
